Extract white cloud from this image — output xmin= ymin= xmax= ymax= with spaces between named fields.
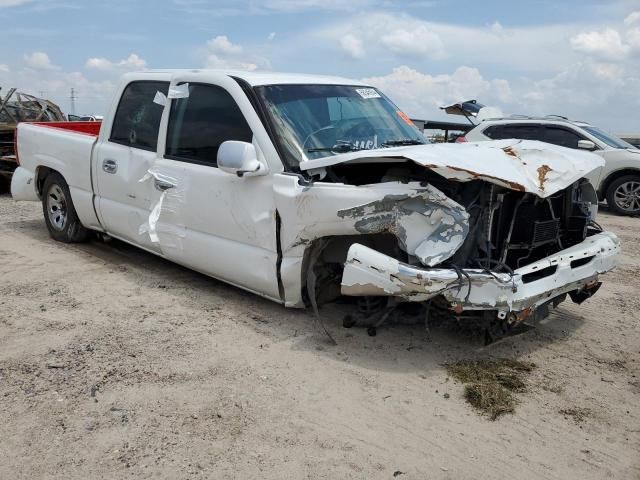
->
xmin=570 ymin=28 xmax=630 ymax=60
xmin=0 ymin=0 xmax=30 ymax=6
xmin=490 ymin=21 xmax=504 ymax=34
xmin=624 ymin=11 xmax=640 ymax=26
xmin=0 ymin=64 xmax=9 ymax=72
xmin=380 ymin=25 xmax=445 ymax=59
xmin=268 ymin=32 xmax=276 ymax=41
xmin=85 ymin=54 xmax=147 ymax=72
xmin=311 ymin=13 xmax=583 ymax=74
xmin=207 ymin=35 xmax=243 ymax=55
xmin=360 ymin=57 xmax=640 ymax=131
xmin=0 ymin=65 xmax=116 ymax=116
xmin=589 ymin=62 xmax=625 ymax=84
xmin=23 ymin=51 xmax=58 ymax=70
xmin=626 ymin=27 xmax=640 ymax=49
xmin=205 ymin=54 xmax=258 ymax=71
xmin=363 ymin=65 xmax=499 ymax=117
xmin=340 ymin=34 xmax=364 ymax=59
xmin=202 ymin=36 xmax=269 ymax=71
xmin=263 ymin=0 xmax=374 ymax=11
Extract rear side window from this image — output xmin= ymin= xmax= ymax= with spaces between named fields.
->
xmin=110 ymin=81 xmax=169 ymax=151
xmin=484 ymin=124 xmax=542 ymax=141
xmin=543 ymin=127 xmax=584 ymax=149
xmin=165 ymin=84 xmax=253 ymax=166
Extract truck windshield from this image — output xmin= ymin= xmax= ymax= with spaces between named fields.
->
xmin=582 ymin=125 xmax=636 ymax=150
xmin=255 ymin=84 xmax=427 ymax=167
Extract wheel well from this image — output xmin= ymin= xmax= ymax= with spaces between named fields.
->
xmin=300 ymin=233 xmax=404 ymax=307
xmin=600 ymin=169 xmax=640 ymax=200
xmin=35 ymin=166 xmax=57 ymax=197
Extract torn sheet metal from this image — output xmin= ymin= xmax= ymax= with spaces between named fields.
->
xmin=138 ymin=167 xmax=186 ymax=252
xmin=336 ymin=184 xmax=469 ymax=267
xmin=298 ymin=139 xmax=605 ymax=198
xmin=341 ymin=231 xmax=620 ymax=311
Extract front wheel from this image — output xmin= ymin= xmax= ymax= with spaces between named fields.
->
xmin=606 ymin=175 xmax=640 ymax=216
xmin=41 ymin=172 xmax=89 ymax=242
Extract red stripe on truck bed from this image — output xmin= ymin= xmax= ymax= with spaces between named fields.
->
xmin=31 ymin=121 xmax=102 ymax=136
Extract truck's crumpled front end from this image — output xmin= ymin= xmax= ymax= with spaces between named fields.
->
xmin=297 ymin=140 xmax=620 ymax=337
xmin=339 ymin=177 xmax=620 ymax=332
xmin=342 ymin=231 xmax=619 ymax=318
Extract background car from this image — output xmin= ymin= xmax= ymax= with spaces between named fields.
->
xmin=463 ymin=116 xmax=640 ymax=216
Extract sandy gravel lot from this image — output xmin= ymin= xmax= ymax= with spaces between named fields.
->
xmin=0 ymin=193 xmax=638 ymax=479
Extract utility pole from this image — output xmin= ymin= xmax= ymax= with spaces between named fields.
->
xmin=70 ymin=87 xmax=77 ymax=115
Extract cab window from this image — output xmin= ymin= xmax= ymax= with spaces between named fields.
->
xmin=165 ymin=84 xmax=253 ymax=166
xmin=110 ymin=81 xmax=169 ymax=151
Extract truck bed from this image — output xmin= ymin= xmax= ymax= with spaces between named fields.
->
xmin=2 ymin=122 xmax=102 ymax=193
xmin=12 ymin=121 xmax=102 ymax=228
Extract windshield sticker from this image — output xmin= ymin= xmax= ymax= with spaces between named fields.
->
xmin=355 ymin=88 xmax=381 ymax=99
xmin=396 ymin=110 xmax=414 ymax=126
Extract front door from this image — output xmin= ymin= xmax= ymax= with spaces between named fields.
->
xmin=142 ymin=80 xmax=281 ymax=301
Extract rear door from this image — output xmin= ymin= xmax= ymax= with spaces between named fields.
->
xmin=94 ymin=79 xmax=169 ymax=250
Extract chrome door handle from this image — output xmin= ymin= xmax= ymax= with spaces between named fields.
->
xmin=154 ymin=180 xmax=175 ymax=192
xmin=102 ymin=159 xmax=117 ymax=174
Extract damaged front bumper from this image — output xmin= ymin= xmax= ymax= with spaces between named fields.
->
xmin=341 ymin=232 xmax=619 ymax=318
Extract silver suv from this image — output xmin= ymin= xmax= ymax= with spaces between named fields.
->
xmin=464 ymin=116 xmax=640 ymax=216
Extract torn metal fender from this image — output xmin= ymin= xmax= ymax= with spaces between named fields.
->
xmin=341 ymin=231 xmax=619 ymax=312
xmin=299 ymin=139 xmax=605 ymax=198
xmin=336 ymin=184 xmax=469 ymax=267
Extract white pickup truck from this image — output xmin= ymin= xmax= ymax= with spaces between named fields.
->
xmin=11 ymin=70 xmax=620 ymax=339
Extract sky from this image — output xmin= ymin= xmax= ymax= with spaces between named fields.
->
xmin=1 ymin=0 xmax=640 ymax=132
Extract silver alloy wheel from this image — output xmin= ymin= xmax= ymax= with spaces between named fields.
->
xmin=613 ymin=180 xmax=640 ymax=213
xmin=47 ymin=183 xmax=67 ymax=231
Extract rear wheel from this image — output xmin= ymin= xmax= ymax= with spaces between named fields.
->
xmin=41 ymin=172 xmax=89 ymax=242
xmin=606 ymin=175 xmax=640 ymax=216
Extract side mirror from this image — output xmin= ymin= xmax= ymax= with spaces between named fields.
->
xmin=577 ymin=139 xmax=596 ymax=151
xmin=217 ymin=141 xmax=266 ymax=177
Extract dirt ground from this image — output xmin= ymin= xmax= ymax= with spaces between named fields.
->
xmin=0 ymin=193 xmax=638 ymax=480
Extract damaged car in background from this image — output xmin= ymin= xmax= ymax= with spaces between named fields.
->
xmin=11 ymin=71 xmax=620 ymax=342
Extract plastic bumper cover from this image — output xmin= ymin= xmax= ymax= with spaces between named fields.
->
xmin=341 ymin=231 xmax=620 ymax=314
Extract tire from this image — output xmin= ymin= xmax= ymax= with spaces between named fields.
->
xmin=606 ymin=175 xmax=640 ymax=216
xmin=41 ymin=172 xmax=89 ymax=242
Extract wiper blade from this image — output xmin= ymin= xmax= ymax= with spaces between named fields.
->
xmin=307 ymin=143 xmax=363 ymax=153
xmin=381 ymin=139 xmax=425 ymax=147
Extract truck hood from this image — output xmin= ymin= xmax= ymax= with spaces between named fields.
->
xmin=299 ymin=139 xmax=604 ymax=198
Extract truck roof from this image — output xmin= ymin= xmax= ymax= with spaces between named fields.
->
xmin=131 ymin=69 xmax=367 ymax=87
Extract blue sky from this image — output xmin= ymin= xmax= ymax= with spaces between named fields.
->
xmin=2 ymin=0 xmax=640 ymax=131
